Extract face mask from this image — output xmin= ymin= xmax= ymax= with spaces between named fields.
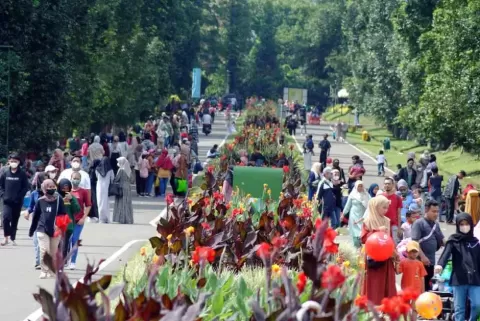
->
xmin=49 ymin=173 xmax=56 ymax=179
xmin=72 ymin=179 xmax=81 ymax=187
xmin=10 ymin=162 xmax=18 ymax=169
xmin=460 ymin=226 xmax=471 ymax=234
xmin=71 ymin=162 xmax=80 ymax=169
xmin=46 ymin=189 xmax=56 ymax=196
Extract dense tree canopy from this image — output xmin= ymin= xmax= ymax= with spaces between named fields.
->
xmin=1 ymin=0 xmax=479 ymax=152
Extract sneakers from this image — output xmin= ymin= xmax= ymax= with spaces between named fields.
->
xmin=11 ymin=241 xmax=17 ymax=246
xmin=87 ymin=217 xmax=99 ymax=223
xmin=69 ymin=263 xmax=76 ymax=270
xmin=0 ymin=239 xmax=8 ymax=246
xmin=39 ymin=272 xmax=48 ymax=279
xmin=34 ymin=264 xmax=41 ymax=270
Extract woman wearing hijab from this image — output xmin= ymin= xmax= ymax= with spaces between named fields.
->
xmin=436 ymin=213 xmax=480 ymax=321
xmin=308 ymin=162 xmax=322 ymax=201
xmin=88 ymin=135 xmax=105 ymax=163
xmin=57 ymin=179 xmax=80 ymax=259
xmin=110 ymin=135 xmax=122 ymax=175
xmin=332 ymin=159 xmax=346 ymax=183
xmin=361 ymin=195 xmax=397 ymax=304
xmin=368 ymin=183 xmax=379 ymax=198
xmin=28 ymin=179 xmax=68 ymax=278
xmin=95 ymin=157 xmax=114 ymax=223
xmin=113 ymin=157 xmax=133 ymax=224
xmin=49 ymin=149 xmax=65 ymax=173
xmin=156 ymin=149 xmax=173 ymax=197
xmin=344 ymin=180 xmax=370 ymax=248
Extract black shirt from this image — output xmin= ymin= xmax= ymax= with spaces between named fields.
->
xmin=29 ymin=197 xmax=66 ymax=237
xmin=0 ymin=168 xmax=29 ymax=205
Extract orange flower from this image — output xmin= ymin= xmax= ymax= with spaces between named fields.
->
xmin=256 ymin=242 xmax=271 ymax=260
xmin=232 ymin=208 xmax=242 ymax=217
xmin=140 ymin=247 xmax=147 ymax=256
xmin=354 ymin=295 xmax=369 ymax=311
xmin=192 ymin=246 xmax=216 ymax=264
xmin=321 ymin=265 xmax=346 ymax=291
xmin=296 ymin=272 xmax=307 ymax=294
xmin=301 ymin=207 xmax=312 ymax=218
xmin=292 ymin=198 xmax=303 ymax=209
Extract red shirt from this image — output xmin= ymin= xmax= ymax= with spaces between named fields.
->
xmin=384 ymin=192 xmax=402 ymax=227
xmin=71 ymin=188 xmax=92 ymax=222
xmin=399 ymin=259 xmax=427 ymax=293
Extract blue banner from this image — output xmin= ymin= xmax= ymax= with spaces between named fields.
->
xmin=192 ymin=68 xmax=201 ymax=98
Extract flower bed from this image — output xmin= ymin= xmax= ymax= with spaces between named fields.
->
xmin=32 ymin=100 xmax=419 ymax=321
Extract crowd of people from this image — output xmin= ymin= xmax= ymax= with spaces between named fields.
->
xmin=305 ymin=130 xmax=480 ymax=321
xmin=0 ymin=101 xmax=235 ymax=278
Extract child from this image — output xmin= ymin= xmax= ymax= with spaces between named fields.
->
xmin=410 ymin=187 xmax=425 ymax=214
xmin=401 ymin=210 xmax=417 ymax=239
xmin=396 ymin=240 xmax=427 ymax=293
xmin=376 ymin=150 xmax=388 ymax=176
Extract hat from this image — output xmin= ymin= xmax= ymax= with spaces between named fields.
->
xmin=406 ymin=241 xmax=420 ymax=252
xmin=45 ymin=165 xmax=57 ymax=172
xmin=8 ymin=153 xmax=21 ymax=161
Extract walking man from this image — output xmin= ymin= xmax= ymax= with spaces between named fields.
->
xmin=443 ymin=170 xmax=466 ymax=224
xmin=318 ymin=134 xmax=331 ymax=168
xmin=0 ymin=153 xmax=29 ymax=246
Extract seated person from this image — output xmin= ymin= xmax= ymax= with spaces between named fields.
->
xmin=206 ymin=144 xmax=219 ymax=159
xmin=249 ymin=147 xmax=265 ymax=167
xmin=276 ymin=153 xmax=289 ymax=168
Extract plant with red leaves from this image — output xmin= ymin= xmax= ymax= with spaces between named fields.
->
xmin=399 ymin=288 xmax=420 ymax=302
xmin=323 ymin=227 xmax=339 ymax=254
xmin=165 ymin=193 xmax=174 ymax=205
xmin=354 ymin=295 xmax=369 ymax=311
xmin=54 ymin=215 xmax=72 ymax=237
xmin=321 ymin=265 xmax=346 ymax=291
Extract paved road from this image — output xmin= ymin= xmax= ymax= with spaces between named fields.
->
xmin=294 ymin=121 xmax=456 ymax=285
xmin=2 ymin=114 xmax=229 ymax=321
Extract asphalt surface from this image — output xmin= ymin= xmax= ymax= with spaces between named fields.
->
xmin=295 ymin=120 xmax=456 ymax=287
xmin=2 ymin=114 xmax=229 ymax=321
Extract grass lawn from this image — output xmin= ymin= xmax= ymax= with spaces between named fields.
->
xmin=323 ymin=110 xmax=480 ymax=185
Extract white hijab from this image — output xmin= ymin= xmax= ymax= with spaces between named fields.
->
xmin=117 ymin=157 xmax=131 ymax=178
xmin=349 ymin=180 xmax=370 ymax=209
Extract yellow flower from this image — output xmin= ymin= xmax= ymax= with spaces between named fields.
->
xmin=219 ymin=185 xmax=223 ymax=192
xmin=245 ymin=193 xmax=251 ymax=199
xmin=153 ymin=255 xmax=161 ymax=265
xmin=272 ymin=264 xmax=281 ymax=276
xmin=263 ymin=183 xmax=268 ymax=190
xmin=267 ymin=189 xmax=271 ymax=196
xmin=184 ymin=226 xmax=195 ymax=236
xmin=343 ymin=260 xmax=351 ymax=268
xmin=140 ymin=247 xmax=146 ymax=256
xmin=167 ymin=234 xmax=173 ymax=241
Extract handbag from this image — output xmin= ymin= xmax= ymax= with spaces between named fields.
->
xmin=175 ymin=178 xmax=187 ymax=193
xmin=108 ymin=182 xmax=123 ymax=197
xmin=158 ymin=168 xmax=171 ymax=178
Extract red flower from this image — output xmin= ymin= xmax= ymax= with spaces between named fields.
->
xmin=166 ymin=193 xmax=174 ymax=205
xmin=54 ymin=215 xmax=72 ymax=237
xmin=354 ymin=295 xmax=369 ymax=311
xmin=296 ymin=272 xmax=307 ymax=294
xmin=301 ymin=207 xmax=312 ymax=218
xmin=207 ymin=166 xmax=215 ymax=173
xmin=292 ymin=198 xmax=303 ymax=209
xmin=280 ymin=219 xmax=294 ymax=230
xmin=321 ymin=265 xmax=346 ymax=291
xmin=213 ymin=191 xmax=223 ymax=202
xmin=227 ymin=144 xmax=234 ymax=151
xmin=220 ymin=154 xmax=227 ymax=161
xmin=399 ymin=288 xmax=420 ymax=302
xmin=226 ymin=203 xmax=231 ymax=210
xmin=283 ymin=166 xmax=289 ymax=173
xmin=203 ymin=197 xmax=211 ymax=206
xmin=256 ymin=242 xmax=271 ymax=260
xmin=314 ymin=218 xmax=324 ymax=230
xmin=324 ymin=227 xmax=339 ymax=254
xmin=187 ymin=198 xmax=193 ymax=205
xmin=232 ymin=208 xmax=242 ymax=217
xmin=201 ymin=222 xmax=211 ymax=230
xmin=272 ymin=236 xmax=288 ymax=249
xmin=192 ymin=246 xmax=216 ymax=264
xmin=377 ymin=296 xmax=411 ymax=321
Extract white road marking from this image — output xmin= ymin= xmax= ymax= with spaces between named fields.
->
xmin=23 ymin=239 xmax=146 ymax=321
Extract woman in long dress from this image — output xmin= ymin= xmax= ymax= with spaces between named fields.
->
xmin=344 ymin=180 xmax=370 ymax=248
xmin=361 ymin=195 xmax=397 ymax=304
xmin=96 ymin=157 xmax=114 ymax=223
xmin=113 ymin=157 xmax=133 ymax=224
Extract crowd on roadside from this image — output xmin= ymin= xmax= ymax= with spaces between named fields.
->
xmin=302 ymin=130 xmax=480 ymax=321
xmin=0 ymin=100 xmax=236 ymax=279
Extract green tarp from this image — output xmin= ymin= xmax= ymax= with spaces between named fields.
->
xmin=233 ymin=166 xmax=283 ymax=200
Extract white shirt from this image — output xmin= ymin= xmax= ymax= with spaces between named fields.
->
xmin=376 ymin=154 xmax=386 ymax=164
xmin=58 ymin=168 xmax=91 ymax=190
xmin=202 ymin=114 xmax=212 ymax=125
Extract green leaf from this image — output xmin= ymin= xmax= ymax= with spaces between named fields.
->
xmin=235 ymin=294 xmax=248 ymax=319
xmin=238 ymin=277 xmax=248 ymax=298
xmin=212 ymin=290 xmax=224 ymax=315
